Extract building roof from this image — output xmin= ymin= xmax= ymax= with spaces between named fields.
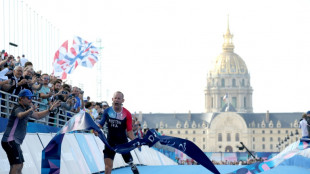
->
xmin=141 ymin=112 xmax=302 ymax=129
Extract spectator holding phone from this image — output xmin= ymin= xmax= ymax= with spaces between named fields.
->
xmin=20 ymin=66 xmax=42 ymax=93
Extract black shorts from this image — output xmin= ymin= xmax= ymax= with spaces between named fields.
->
xmin=1 ymin=141 xmax=24 ymax=165
xmin=104 ymin=141 xmax=132 ymax=163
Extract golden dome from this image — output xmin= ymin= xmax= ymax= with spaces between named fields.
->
xmin=211 ymin=19 xmax=248 ymax=75
xmin=212 ymin=52 xmax=248 ymax=75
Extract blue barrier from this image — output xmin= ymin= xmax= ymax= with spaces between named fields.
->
xmin=0 ymin=117 xmax=8 ymax=132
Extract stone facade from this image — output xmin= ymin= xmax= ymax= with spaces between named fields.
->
xmin=139 ymin=21 xmax=303 ymax=153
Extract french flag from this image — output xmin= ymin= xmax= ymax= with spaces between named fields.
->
xmin=223 ymin=93 xmax=228 ymax=101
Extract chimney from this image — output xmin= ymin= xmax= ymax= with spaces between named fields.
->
xmin=138 ymin=111 xmax=143 ymax=122
xmin=266 ymin=110 xmax=270 ymax=123
xmin=188 ymin=110 xmax=191 ymax=121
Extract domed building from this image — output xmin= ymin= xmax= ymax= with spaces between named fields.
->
xmin=205 ymin=23 xmax=253 ymax=113
xmin=138 ymin=21 xmax=303 ymax=154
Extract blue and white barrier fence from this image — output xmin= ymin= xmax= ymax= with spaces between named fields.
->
xmin=0 ymin=133 xmax=177 ymax=174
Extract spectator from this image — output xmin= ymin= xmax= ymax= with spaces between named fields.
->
xmin=19 ymin=54 xmax=28 ymax=67
xmin=2 ymin=66 xmax=24 ymax=98
xmin=24 ymin=61 xmax=33 ymax=69
xmin=14 ymin=56 xmax=21 ymax=66
xmin=71 ymin=86 xmax=82 ymax=113
xmin=20 ymin=66 xmax=42 ymax=93
xmin=299 ymin=113 xmax=309 ymax=138
xmin=0 ymin=68 xmax=11 ymax=91
xmin=37 ymin=74 xmax=52 ymax=112
xmin=305 ymin=111 xmax=310 ymax=138
xmin=94 ymin=102 xmax=103 ymax=122
xmin=1 ymin=89 xmax=60 ymax=174
xmin=102 ymin=101 xmax=109 ymax=110
xmin=85 ymin=102 xmax=95 ymax=120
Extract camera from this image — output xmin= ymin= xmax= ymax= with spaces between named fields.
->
xmin=35 ymin=73 xmax=41 ymax=78
xmin=25 ymin=75 xmax=32 ymax=80
xmin=62 ymin=91 xmax=68 ymax=95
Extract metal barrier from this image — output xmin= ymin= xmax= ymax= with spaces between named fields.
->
xmin=0 ymin=90 xmax=75 ymax=128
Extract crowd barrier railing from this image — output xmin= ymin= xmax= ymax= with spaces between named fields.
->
xmin=0 ymin=90 xmax=75 ymax=128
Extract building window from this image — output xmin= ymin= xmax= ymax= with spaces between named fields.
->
xmin=253 ymin=130 xmax=255 ymax=134
xmin=270 ymin=144 xmax=273 ymax=150
xmin=193 ymin=130 xmax=196 ymax=134
xmin=262 ymin=137 xmax=265 ymax=142
xmin=218 ymin=133 xmax=222 ymax=142
xmin=253 ymin=137 xmax=255 ymax=142
xmin=227 ymin=133 xmax=231 ymax=142
xmin=253 ymin=144 xmax=255 ymax=150
xmin=242 ymin=79 xmax=245 ymax=86
xmin=262 ymin=144 xmax=265 ymax=150
xmin=278 ymin=137 xmax=280 ymax=141
xmin=286 ymin=130 xmax=288 ymax=134
xmin=232 ymin=97 xmax=237 ymax=108
xmin=235 ymin=133 xmax=240 ymax=142
xmin=270 ymin=130 xmax=273 ymax=134
xmin=211 ymin=97 xmax=214 ymax=108
xmin=170 ymin=131 xmax=173 ymax=134
xmin=203 ymin=131 xmax=205 ymax=134
xmin=161 ymin=131 xmax=163 ymax=134
xmin=278 ymin=130 xmax=281 ymax=134
xmin=178 ymin=131 xmax=180 ymax=134
xmin=244 ymin=97 xmax=246 ymax=108
xmin=262 ymin=130 xmax=265 ymax=134
xmin=203 ymin=138 xmax=205 ymax=142
xmin=232 ymin=79 xmax=236 ymax=87
xmin=185 ymin=130 xmax=188 ymax=134
xmin=221 ymin=99 xmax=226 ymax=108
xmin=221 ymin=79 xmax=225 ymax=87
xmin=203 ymin=144 xmax=205 ymax=149
xmin=270 ymin=137 xmax=273 ymax=142
xmin=193 ymin=138 xmax=196 ymax=142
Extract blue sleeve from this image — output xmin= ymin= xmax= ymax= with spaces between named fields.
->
xmin=98 ymin=109 xmax=108 ymax=127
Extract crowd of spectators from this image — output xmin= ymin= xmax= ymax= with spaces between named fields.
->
xmin=174 ymin=158 xmax=263 ymax=165
xmin=211 ymin=158 xmax=264 ymax=165
xmin=0 ymin=50 xmax=110 ymax=126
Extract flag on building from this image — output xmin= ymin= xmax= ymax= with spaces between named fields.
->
xmin=223 ymin=93 xmax=228 ymax=101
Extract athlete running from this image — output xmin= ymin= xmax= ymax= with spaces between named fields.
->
xmin=96 ymin=91 xmax=139 ymax=174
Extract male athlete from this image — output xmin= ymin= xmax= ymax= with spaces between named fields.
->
xmin=96 ymin=91 xmax=139 ymax=174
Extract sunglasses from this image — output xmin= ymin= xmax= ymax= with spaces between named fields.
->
xmin=43 ymin=77 xmax=50 ymax=80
